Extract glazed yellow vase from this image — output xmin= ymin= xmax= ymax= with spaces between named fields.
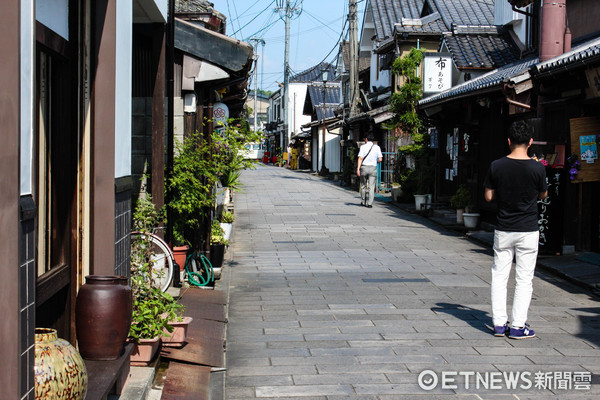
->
xmin=34 ymin=328 xmax=88 ymax=400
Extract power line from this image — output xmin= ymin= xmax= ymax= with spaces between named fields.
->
xmin=232 ymin=0 xmax=277 ymax=37
xmin=302 ymin=9 xmax=341 ymax=35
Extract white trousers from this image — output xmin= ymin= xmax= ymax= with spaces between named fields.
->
xmin=360 ymin=165 xmax=377 ymax=206
xmin=491 ymin=230 xmax=539 ymax=328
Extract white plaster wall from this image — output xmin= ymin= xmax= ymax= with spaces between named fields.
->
xmin=325 ymin=131 xmax=341 ymax=173
xmin=114 ymin=1 xmax=133 ymax=178
xmin=289 ymin=83 xmax=311 ymax=136
xmin=21 ymin=0 xmax=35 ymax=195
xmin=495 ymin=1 xmax=527 ymax=46
xmin=370 ymin=44 xmax=391 ymax=90
xmin=36 ymin=0 xmax=69 ymax=39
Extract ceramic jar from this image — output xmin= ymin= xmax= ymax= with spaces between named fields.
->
xmin=34 ymin=328 xmax=88 ymax=400
xmin=75 ymin=275 xmax=132 ymax=360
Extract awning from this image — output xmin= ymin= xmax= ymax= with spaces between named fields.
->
xmin=291 ymin=130 xmax=311 ymax=139
xmin=347 ymin=104 xmax=393 ymax=125
xmin=182 ymin=55 xmax=230 ymax=90
xmin=174 ymin=18 xmax=253 ymax=74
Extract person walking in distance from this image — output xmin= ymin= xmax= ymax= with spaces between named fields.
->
xmin=356 ymin=133 xmax=383 ymax=208
xmin=484 ymin=121 xmax=548 ymax=339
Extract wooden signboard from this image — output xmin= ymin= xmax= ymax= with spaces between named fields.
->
xmin=569 ymin=116 xmax=600 ymax=183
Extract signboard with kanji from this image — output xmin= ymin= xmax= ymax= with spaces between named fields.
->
xmin=423 ymin=53 xmax=452 ymax=94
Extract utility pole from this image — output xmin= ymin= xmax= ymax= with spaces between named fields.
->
xmin=249 ymin=38 xmax=265 ymax=133
xmin=321 ymin=67 xmax=329 ymax=175
xmin=276 ymin=0 xmax=302 ymax=150
xmin=349 ymin=0 xmax=359 ymax=117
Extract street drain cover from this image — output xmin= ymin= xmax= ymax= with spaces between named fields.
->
xmin=362 ymin=278 xmax=430 ymax=283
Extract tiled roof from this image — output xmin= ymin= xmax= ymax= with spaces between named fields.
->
xmin=340 ymin=41 xmax=371 ymax=72
xmin=370 ymin=0 xmax=426 ymax=39
xmin=307 ymin=84 xmax=341 ymax=106
xmin=306 ymin=84 xmax=342 ymax=119
xmin=176 ymin=0 xmax=214 ymax=14
xmin=419 ymin=56 xmax=538 ymax=105
xmin=431 ymin=0 xmax=494 ymax=28
xmin=533 ymin=37 xmax=600 ymax=75
xmin=315 ymin=104 xmax=341 ymax=121
xmin=370 ymin=0 xmax=494 ymax=39
xmin=444 ymin=25 xmax=520 ymax=69
xmin=291 ymin=63 xmax=337 ymax=83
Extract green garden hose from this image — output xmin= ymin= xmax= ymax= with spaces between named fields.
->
xmin=185 ymin=252 xmax=214 ymax=287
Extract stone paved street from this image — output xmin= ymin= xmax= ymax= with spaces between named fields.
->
xmin=219 ymin=165 xmax=600 ymax=399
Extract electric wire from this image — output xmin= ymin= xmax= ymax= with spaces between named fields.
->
xmin=232 ymin=0 xmax=277 ymax=37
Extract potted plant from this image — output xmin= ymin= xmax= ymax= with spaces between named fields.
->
xmin=463 ymin=210 xmax=481 ymax=229
xmin=389 ymin=48 xmax=434 ymax=212
xmin=127 ymin=284 xmax=168 ymax=365
xmin=220 ymin=210 xmax=234 ymax=241
xmin=129 ymin=200 xmax=189 ymax=364
xmin=210 ymin=220 xmax=229 ymax=273
xmin=390 ymin=182 xmax=403 ymax=202
xmin=167 ymin=130 xmax=221 ymax=251
xmin=160 ymin=294 xmax=192 ymax=348
xmin=450 ymin=185 xmax=471 ymax=223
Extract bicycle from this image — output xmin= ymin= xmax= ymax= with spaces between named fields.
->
xmin=130 ymin=229 xmax=175 ymax=293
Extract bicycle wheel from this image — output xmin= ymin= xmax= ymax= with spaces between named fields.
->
xmin=130 ymin=232 xmax=174 ymax=292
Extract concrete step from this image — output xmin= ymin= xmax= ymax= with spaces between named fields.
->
xmin=110 ymin=366 xmax=155 ymax=400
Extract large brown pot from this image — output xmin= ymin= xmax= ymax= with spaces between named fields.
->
xmin=75 ymin=275 xmax=132 ymax=360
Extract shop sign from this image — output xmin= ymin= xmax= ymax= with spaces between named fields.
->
xmin=213 ymin=102 xmax=229 ymax=127
xmin=423 ymin=53 xmax=452 ymax=94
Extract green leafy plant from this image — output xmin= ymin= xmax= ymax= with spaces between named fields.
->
xmin=220 ymin=210 xmax=235 ymax=223
xmin=216 ymin=119 xmax=263 ymax=191
xmin=450 ymin=185 xmax=472 ymax=210
xmin=389 ymin=48 xmax=433 ymax=196
xmin=220 ymin=168 xmax=242 ymax=190
xmin=129 ymin=195 xmax=184 ymax=341
xmin=210 ymin=220 xmax=229 ymax=246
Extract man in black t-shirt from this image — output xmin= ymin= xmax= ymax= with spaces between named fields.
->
xmin=484 ymin=121 xmax=548 ymax=339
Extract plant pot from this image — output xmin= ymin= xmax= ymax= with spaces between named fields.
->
xmin=456 ymin=208 xmax=464 ymax=224
xmin=75 ymin=275 xmax=132 ymax=360
xmin=414 ymin=194 xmax=429 ymax=211
xmin=162 ymin=317 xmax=193 ymax=348
xmin=35 ymin=328 xmax=88 ymax=400
xmin=129 ymin=337 xmax=161 ymax=366
xmin=463 ymin=213 xmax=480 ymax=229
xmin=216 ymin=186 xmax=229 ymax=206
xmin=391 ymin=187 xmax=403 ymax=202
xmin=172 ymin=245 xmax=189 ymax=272
xmin=220 ymin=222 xmax=232 ymax=241
xmin=210 ymin=243 xmax=226 ymax=270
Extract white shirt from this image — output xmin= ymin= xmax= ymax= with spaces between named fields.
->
xmin=358 ymin=142 xmax=383 ymax=166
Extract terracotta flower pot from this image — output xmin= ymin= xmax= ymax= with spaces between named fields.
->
xmin=35 ymin=328 xmax=88 ymax=400
xmin=129 ymin=337 xmax=161 ymax=366
xmin=162 ymin=317 xmax=193 ymax=347
xmin=172 ymin=245 xmax=189 ymax=272
xmin=75 ymin=275 xmax=132 ymax=360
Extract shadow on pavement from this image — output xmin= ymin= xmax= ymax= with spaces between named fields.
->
xmin=571 ymin=307 xmax=600 ymax=347
xmin=431 ymin=302 xmax=492 ymax=334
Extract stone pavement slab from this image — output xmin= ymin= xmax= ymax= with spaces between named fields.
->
xmin=219 ymin=166 xmax=600 ymax=399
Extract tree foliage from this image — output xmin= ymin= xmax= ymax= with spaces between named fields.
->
xmin=389 ymin=48 xmax=434 ymax=195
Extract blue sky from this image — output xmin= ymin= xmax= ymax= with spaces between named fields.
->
xmin=210 ymin=0 xmax=366 ymax=92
